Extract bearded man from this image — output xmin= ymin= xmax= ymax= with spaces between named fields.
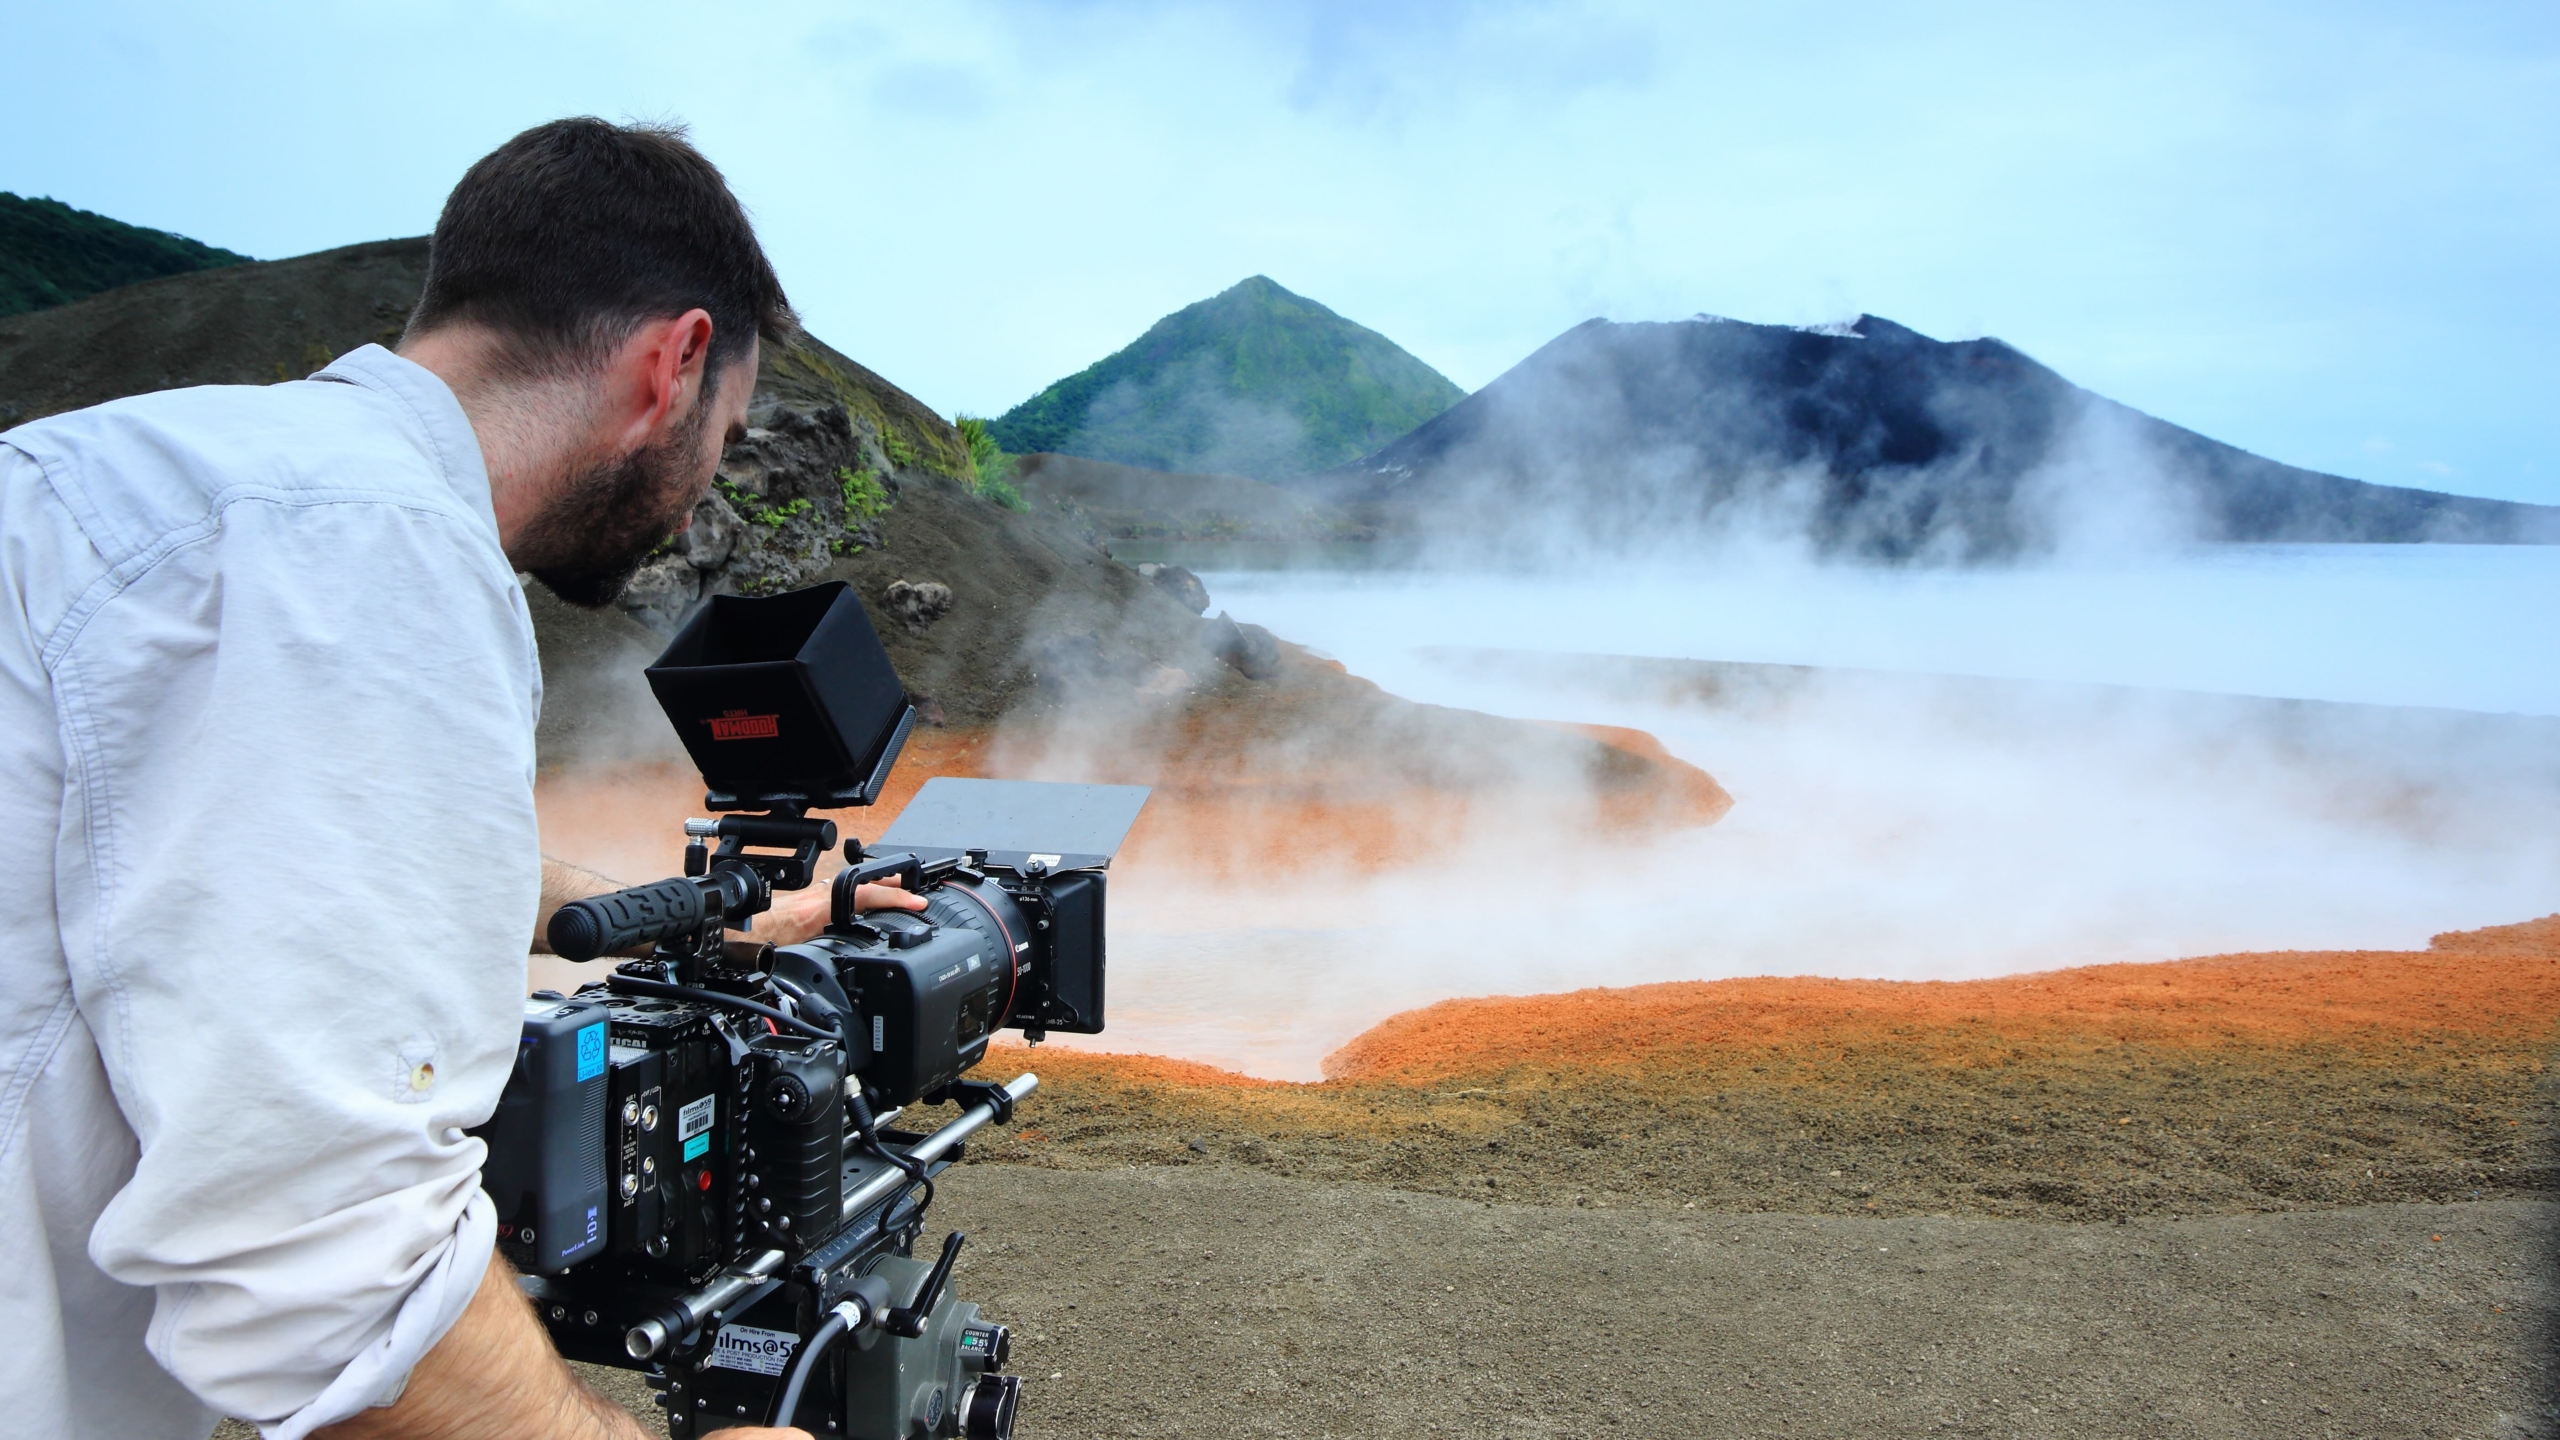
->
xmin=0 ymin=118 xmax=906 ymax=1439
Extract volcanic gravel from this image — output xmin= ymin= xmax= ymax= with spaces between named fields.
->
xmin=569 ymin=1170 xmax=2557 ymax=1439
xmin=215 ymin=917 xmax=2560 ymax=1438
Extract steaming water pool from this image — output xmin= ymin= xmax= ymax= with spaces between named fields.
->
xmin=1133 ymin=542 xmax=2560 ymax=717
xmin=1074 ymin=544 xmax=2560 ymax=1078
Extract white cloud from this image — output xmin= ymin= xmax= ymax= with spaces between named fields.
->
xmin=2 ymin=0 xmax=2556 ymax=503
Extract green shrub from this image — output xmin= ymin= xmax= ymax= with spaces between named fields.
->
xmin=714 ymin=478 xmax=811 ymax=529
xmin=954 ymin=415 xmax=1028 ymax=510
xmin=837 ymin=465 xmax=888 ymax=523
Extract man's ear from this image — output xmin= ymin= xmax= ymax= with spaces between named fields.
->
xmin=610 ymin=309 xmax=717 ymax=450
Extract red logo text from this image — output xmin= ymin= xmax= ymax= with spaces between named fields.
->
xmin=707 ymin=711 xmax=781 ymax=741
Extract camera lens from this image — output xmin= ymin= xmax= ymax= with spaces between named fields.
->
xmin=959 ymin=1375 xmax=1021 ymax=1440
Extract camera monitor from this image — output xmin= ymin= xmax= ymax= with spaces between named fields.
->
xmin=644 ymin=580 xmax=914 ymax=811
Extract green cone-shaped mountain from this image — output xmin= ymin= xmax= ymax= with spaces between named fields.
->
xmin=1 ymin=193 xmax=249 ymax=319
xmin=989 ymin=276 xmax=1464 ymax=479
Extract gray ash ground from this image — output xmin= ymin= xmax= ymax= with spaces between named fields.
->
xmin=560 ymin=1165 xmax=2557 ymax=1439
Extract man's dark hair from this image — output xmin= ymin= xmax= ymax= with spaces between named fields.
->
xmin=407 ymin=118 xmax=796 ymax=382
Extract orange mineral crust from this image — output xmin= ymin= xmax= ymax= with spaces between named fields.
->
xmin=970 ymin=917 xmax=2560 ymax=1221
xmin=1324 ymin=914 xmax=2560 ymax=1087
xmin=536 ymin=712 xmax=1725 ymax=884
xmin=532 ymin=727 xmax=1000 ymax=890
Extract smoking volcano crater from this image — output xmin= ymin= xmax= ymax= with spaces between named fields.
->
xmin=1294 ymin=313 xmax=2560 ymax=560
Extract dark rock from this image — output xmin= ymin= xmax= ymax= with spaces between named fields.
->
xmin=1134 ymin=562 xmax=1210 ymax=615
xmin=884 ymin=579 xmax=954 ymax=632
xmin=1027 ymin=631 xmax=1115 ymax=697
xmin=680 ymin=491 xmax=740 ymax=570
xmin=666 ymin=400 xmax=877 ymax=629
xmin=1205 ymin=611 xmax=1280 ymax=680
xmin=619 ymin=556 xmax=704 ymax=634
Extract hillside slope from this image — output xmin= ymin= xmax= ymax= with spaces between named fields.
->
xmin=0 ymin=239 xmax=1709 ymax=833
xmin=989 ymin=276 xmax=1463 ymax=480
xmin=0 ymin=192 xmax=249 ymax=320
xmin=1011 ymin=451 xmax=1364 ymax=542
xmin=1307 ymin=313 xmax=2560 ymax=559
xmin=0 ymin=236 xmax=965 ymax=467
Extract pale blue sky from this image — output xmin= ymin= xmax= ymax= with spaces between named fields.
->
xmin=5 ymin=0 xmax=2554 ymax=502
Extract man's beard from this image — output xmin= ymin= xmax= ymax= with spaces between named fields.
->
xmin=524 ymin=400 xmax=712 ymax=609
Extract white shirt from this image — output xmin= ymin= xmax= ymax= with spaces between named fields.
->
xmin=0 ymin=345 xmax=543 ymax=1438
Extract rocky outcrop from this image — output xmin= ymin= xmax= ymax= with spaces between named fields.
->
xmin=1134 ymin=562 xmax=1210 ymax=615
xmin=883 ymin=580 xmax=955 ymax=632
xmin=1204 ymin=611 xmax=1279 ymax=680
xmin=616 ymin=401 xmax=894 ymax=633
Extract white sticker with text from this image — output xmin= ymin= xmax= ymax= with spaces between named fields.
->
xmin=677 ymin=1094 xmax=715 ymax=1143
xmin=705 ymin=1323 xmax=800 ymax=1376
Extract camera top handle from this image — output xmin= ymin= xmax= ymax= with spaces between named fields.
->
xmin=546 ymin=870 xmax=759 ymax=963
xmin=827 ymin=848 xmax=957 ymax=930
xmin=547 ymin=810 xmax=843 ymax=965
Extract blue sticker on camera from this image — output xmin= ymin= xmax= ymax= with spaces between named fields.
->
xmin=575 ymin=1023 xmax=605 ymax=1082
xmin=683 ymin=1132 xmax=710 ymax=1162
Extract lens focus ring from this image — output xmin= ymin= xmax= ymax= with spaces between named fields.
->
xmin=960 ymin=1375 xmax=1022 ymax=1440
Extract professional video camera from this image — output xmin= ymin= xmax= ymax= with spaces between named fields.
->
xmin=475 ymin=581 xmax=1146 ymax=1438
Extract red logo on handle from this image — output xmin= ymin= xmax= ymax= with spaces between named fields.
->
xmin=707 ymin=710 xmax=781 ymax=741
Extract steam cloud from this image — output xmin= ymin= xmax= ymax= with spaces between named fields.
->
xmin=1054 ymin=550 xmax=2560 ymax=1079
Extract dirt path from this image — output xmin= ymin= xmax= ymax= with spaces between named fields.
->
xmin=574 ymin=1166 xmax=2556 ymax=1439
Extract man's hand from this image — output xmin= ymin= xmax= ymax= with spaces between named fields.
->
xmin=755 ymin=873 xmax=927 ymax=947
xmin=317 ymin=1252 xmax=811 ymax=1440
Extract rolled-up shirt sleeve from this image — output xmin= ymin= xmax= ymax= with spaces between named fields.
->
xmin=55 ymin=489 xmax=541 ymax=1435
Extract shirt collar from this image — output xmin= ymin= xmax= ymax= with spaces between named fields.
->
xmin=309 ymin=344 xmax=499 ymax=539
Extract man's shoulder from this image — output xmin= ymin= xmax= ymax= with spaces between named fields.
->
xmin=3 ymin=371 xmax=446 ymax=496
xmin=2 ymin=364 xmax=484 ymax=568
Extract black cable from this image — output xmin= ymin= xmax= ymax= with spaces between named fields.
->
xmin=764 ymin=973 xmax=846 ymax=1044
xmin=605 ymin=975 xmax=835 ymax=1041
xmin=770 ymin=1305 xmax=854 ymax=1428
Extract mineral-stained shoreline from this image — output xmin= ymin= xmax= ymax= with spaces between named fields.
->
xmin=970 ymin=914 xmax=2560 ymax=1223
